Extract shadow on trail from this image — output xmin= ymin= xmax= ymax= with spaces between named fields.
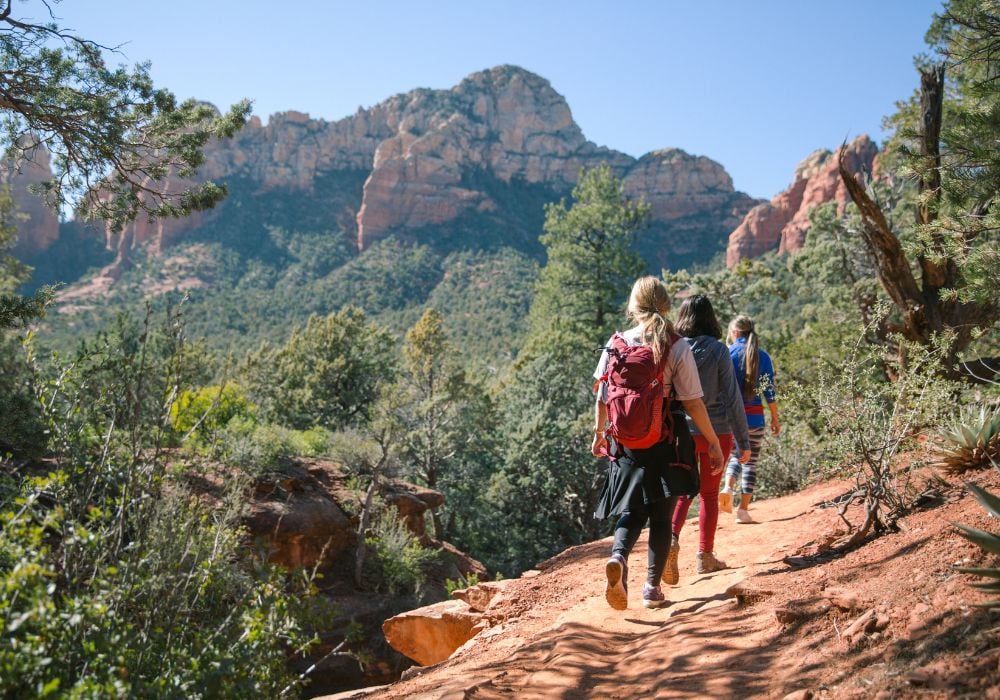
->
xmin=459 ymin=604 xmax=807 ymax=698
xmin=668 ymin=591 xmax=733 ymax=616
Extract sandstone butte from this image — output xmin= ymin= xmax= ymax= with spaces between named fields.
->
xmin=2 ymin=142 xmax=59 ymax=258
xmin=6 ymin=65 xmax=757 ymax=278
xmin=321 ymin=462 xmax=1000 ymax=700
xmin=724 ymin=135 xmax=879 ymax=268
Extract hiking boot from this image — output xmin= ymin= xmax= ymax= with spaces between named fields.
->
xmin=605 ymin=553 xmax=628 ymax=610
xmin=663 ymin=533 xmax=680 ymax=585
xmin=642 ymin=583 xmax=668 ymax=609
xmin=735 ymin=508 xmax=753 ymax=524
xmin=696 ymin=551 xmax=728 ymax=574
xmin=718 ymin=488 xmax=734 ymax=514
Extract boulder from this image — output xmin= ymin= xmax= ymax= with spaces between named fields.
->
xmin=382 ymin=478 xmax=445 ymax=537
xmin=382 ymin=599 xmax=483 ymax=666
xmin=245 ymin=490 xmax=355 ymax=569
xmin=452 ymin=580 xmax=511 ymax=612
xmin=822 ymin=586 xmax=860 ymax=611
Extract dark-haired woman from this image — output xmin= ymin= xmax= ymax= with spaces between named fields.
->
xmin=721 ymin=314 xmax=781 ymax=524
xmin=667 ymin=295 xmax=751 ymax=578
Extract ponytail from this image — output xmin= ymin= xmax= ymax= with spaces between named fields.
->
xmin=627 ymin=276 xmax=673 ymax=365
xmin=729 ymin=314 xmax=759 ymax=401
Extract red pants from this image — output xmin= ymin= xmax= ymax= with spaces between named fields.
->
xmin=671 ymin=433 xmax=734 ymax=553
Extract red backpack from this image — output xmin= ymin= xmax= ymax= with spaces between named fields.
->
xmin=595 ymin=332 xmax=678 ymax=450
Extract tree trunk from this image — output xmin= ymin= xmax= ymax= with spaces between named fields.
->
xmin=917 ymin=65 xmax=945 ymax=230
xmin=837 ymin=147 xmax=928 ymax=343
xmin=354 ymin=473 xmax=379 ymax=589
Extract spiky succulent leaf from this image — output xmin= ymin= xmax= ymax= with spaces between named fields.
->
xmin=966 ymin=481 xmax=1000 ymax=518
xmin=954 ymin=522 xmax=1000 ymax=555
xmin=958 ymin=567 xmax=1000 ymax=579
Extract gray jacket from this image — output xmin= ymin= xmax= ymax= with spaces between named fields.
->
xmin=683 ymin=335 xmax=751 ymax=453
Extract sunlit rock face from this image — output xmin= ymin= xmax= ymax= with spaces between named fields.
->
xmin=725 ymin=135 xmax=879 ymax=267
xmin=22 ymin=65 xmax=757 ymax=274
xmin=2 ymin=144 xmax=59 ymax=258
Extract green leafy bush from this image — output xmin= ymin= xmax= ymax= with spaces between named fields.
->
xmin=364 ymin=507 xmax=439 ymax=598
xmin=169 ymin=383 xmax=257 ymax=442
xmin=220 ymin=421 xmax=331 ymax=474
xmin=0 ymin=308 xmax=325 ymax=697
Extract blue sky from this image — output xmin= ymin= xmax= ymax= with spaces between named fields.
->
xmin=52 ymin=1 xmax=942 ymax=200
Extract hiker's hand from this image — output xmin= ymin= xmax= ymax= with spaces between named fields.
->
xmin=592 ymin=432 xmax=608 ymax=458
xmin=738 ymin=449 xmax=751 ymax=464
xmin=708 ymin=440 xmax=725 ymax=474
xmin=771 ymin=417 xmax=781 ymax=436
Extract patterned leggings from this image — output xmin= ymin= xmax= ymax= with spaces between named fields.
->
xmin=725 ymin=426 xmax=766 ymax=495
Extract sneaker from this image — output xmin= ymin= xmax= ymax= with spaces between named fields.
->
xmin=663 ymin=534 xmax=680 ymax=585
xmin=718 ymin=488 xmax=734 ymax=514
xmin=696 ymin=551 xmax=728 ymax=573
xmin=605 ymin=553 xmax=628 ymax=610
xmin=642 ymin=583 xmax=668 ymax=609
xmin=735 ymin=508 xmax=753 ymax=524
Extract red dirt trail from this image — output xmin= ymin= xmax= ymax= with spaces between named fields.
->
xmin=323 ymin=466 xmax=1000 ymax=699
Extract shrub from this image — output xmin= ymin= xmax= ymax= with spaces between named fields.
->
xmin=364 ymin=507 xmax=439 ymax=598
xmin=169 ymin=383 xmax=257 ymax=443
xmin=444 ymin=572 xmax=481 ymax=597
xmin=0 ymin=308 xmax=326 ymax=697
xmin=798 ymin=316 xmax=965 ymax=548
xmin=219 ymin=422 xmax=331 ymax=477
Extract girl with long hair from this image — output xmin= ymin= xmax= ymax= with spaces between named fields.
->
xmin=592 ymin=276 xmax=724 ymax=610
xmin=720 ymin=314 xmax=781 ymax=523
xmin=669 ymin=295 xmax=751 ymax=575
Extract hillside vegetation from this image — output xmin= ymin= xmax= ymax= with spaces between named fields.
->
xmin=1 ymin=1 xmax=999 ymax=697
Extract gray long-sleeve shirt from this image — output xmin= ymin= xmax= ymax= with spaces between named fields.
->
xmin=683 ymin=335 xmax=751 ymax=453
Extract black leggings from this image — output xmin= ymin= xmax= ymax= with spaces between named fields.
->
xmin=611 ymin=496 xmax=678 ymax=587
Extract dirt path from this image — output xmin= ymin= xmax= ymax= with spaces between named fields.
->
xmin=325 ymin=470 xmax=1000 ymax=699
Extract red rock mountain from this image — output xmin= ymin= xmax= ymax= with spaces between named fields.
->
xmin=14 ymin=65 xmax=757 ymax=275
xmin=725 ymin=135 xmax=878 ymax=267
xmin=2 ymin=146 xmax=59 ymax=258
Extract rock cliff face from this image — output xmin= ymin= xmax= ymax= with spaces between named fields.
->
xmin=16 ymin=65 xmax=756 ymax=274
xmin=725 ymin=135 xmax=878 ymax=267
xmin=2 ymin=146 xmax=59 ymax=258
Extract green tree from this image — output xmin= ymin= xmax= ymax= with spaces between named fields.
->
xmin=525 ymin=163 xmax=650 ymax=347
xmin=663 ymin=257 xmax=785 ymax=321
xmin=396 ymin=308 xmax=500 ymax=542
xmin=841 ymin=0 xmax=999 ymax=373
xmin=0 ymin=184 xmax=47 ymax=453
xmin=242 ymin=307 xmax=397 ymax=430
xmin=0 ymin=1 xmax=249 ymax=228
xmin=489 ymin=166 xmax=648 ymax=574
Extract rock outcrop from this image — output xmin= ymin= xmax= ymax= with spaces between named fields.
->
xmin=30 ymin=65 xmax=755 ymax=278
xmin=382 ymin=599 xmax=485 ymax=667
xmin=382 ymin=579 xmax=513 ymax=666
xmin=725 ymin=135 xmax=878 ymax=267
xmin=2 ymin=145 xmax=59 ymax=258
xmin=243 ymin=458 xmax=475 ymax=573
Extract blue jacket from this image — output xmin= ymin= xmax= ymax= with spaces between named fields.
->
xmin=730 ymin=337 xmax=776 ymax=429
xmin=684 ymin=335 xmax=751 ymax=453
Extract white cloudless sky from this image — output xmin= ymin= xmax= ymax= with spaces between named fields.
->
xmin=49 ymin=0 xmax=942 ymax=199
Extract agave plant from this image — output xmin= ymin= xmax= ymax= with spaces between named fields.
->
xmin=955 ymin=464 xmax=1000 ymax=608
xmin=932 ymin=405 xmax=1000 ymax=475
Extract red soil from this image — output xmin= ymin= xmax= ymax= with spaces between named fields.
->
xmin=323 ymin=465 xmax=1000 ymax=699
